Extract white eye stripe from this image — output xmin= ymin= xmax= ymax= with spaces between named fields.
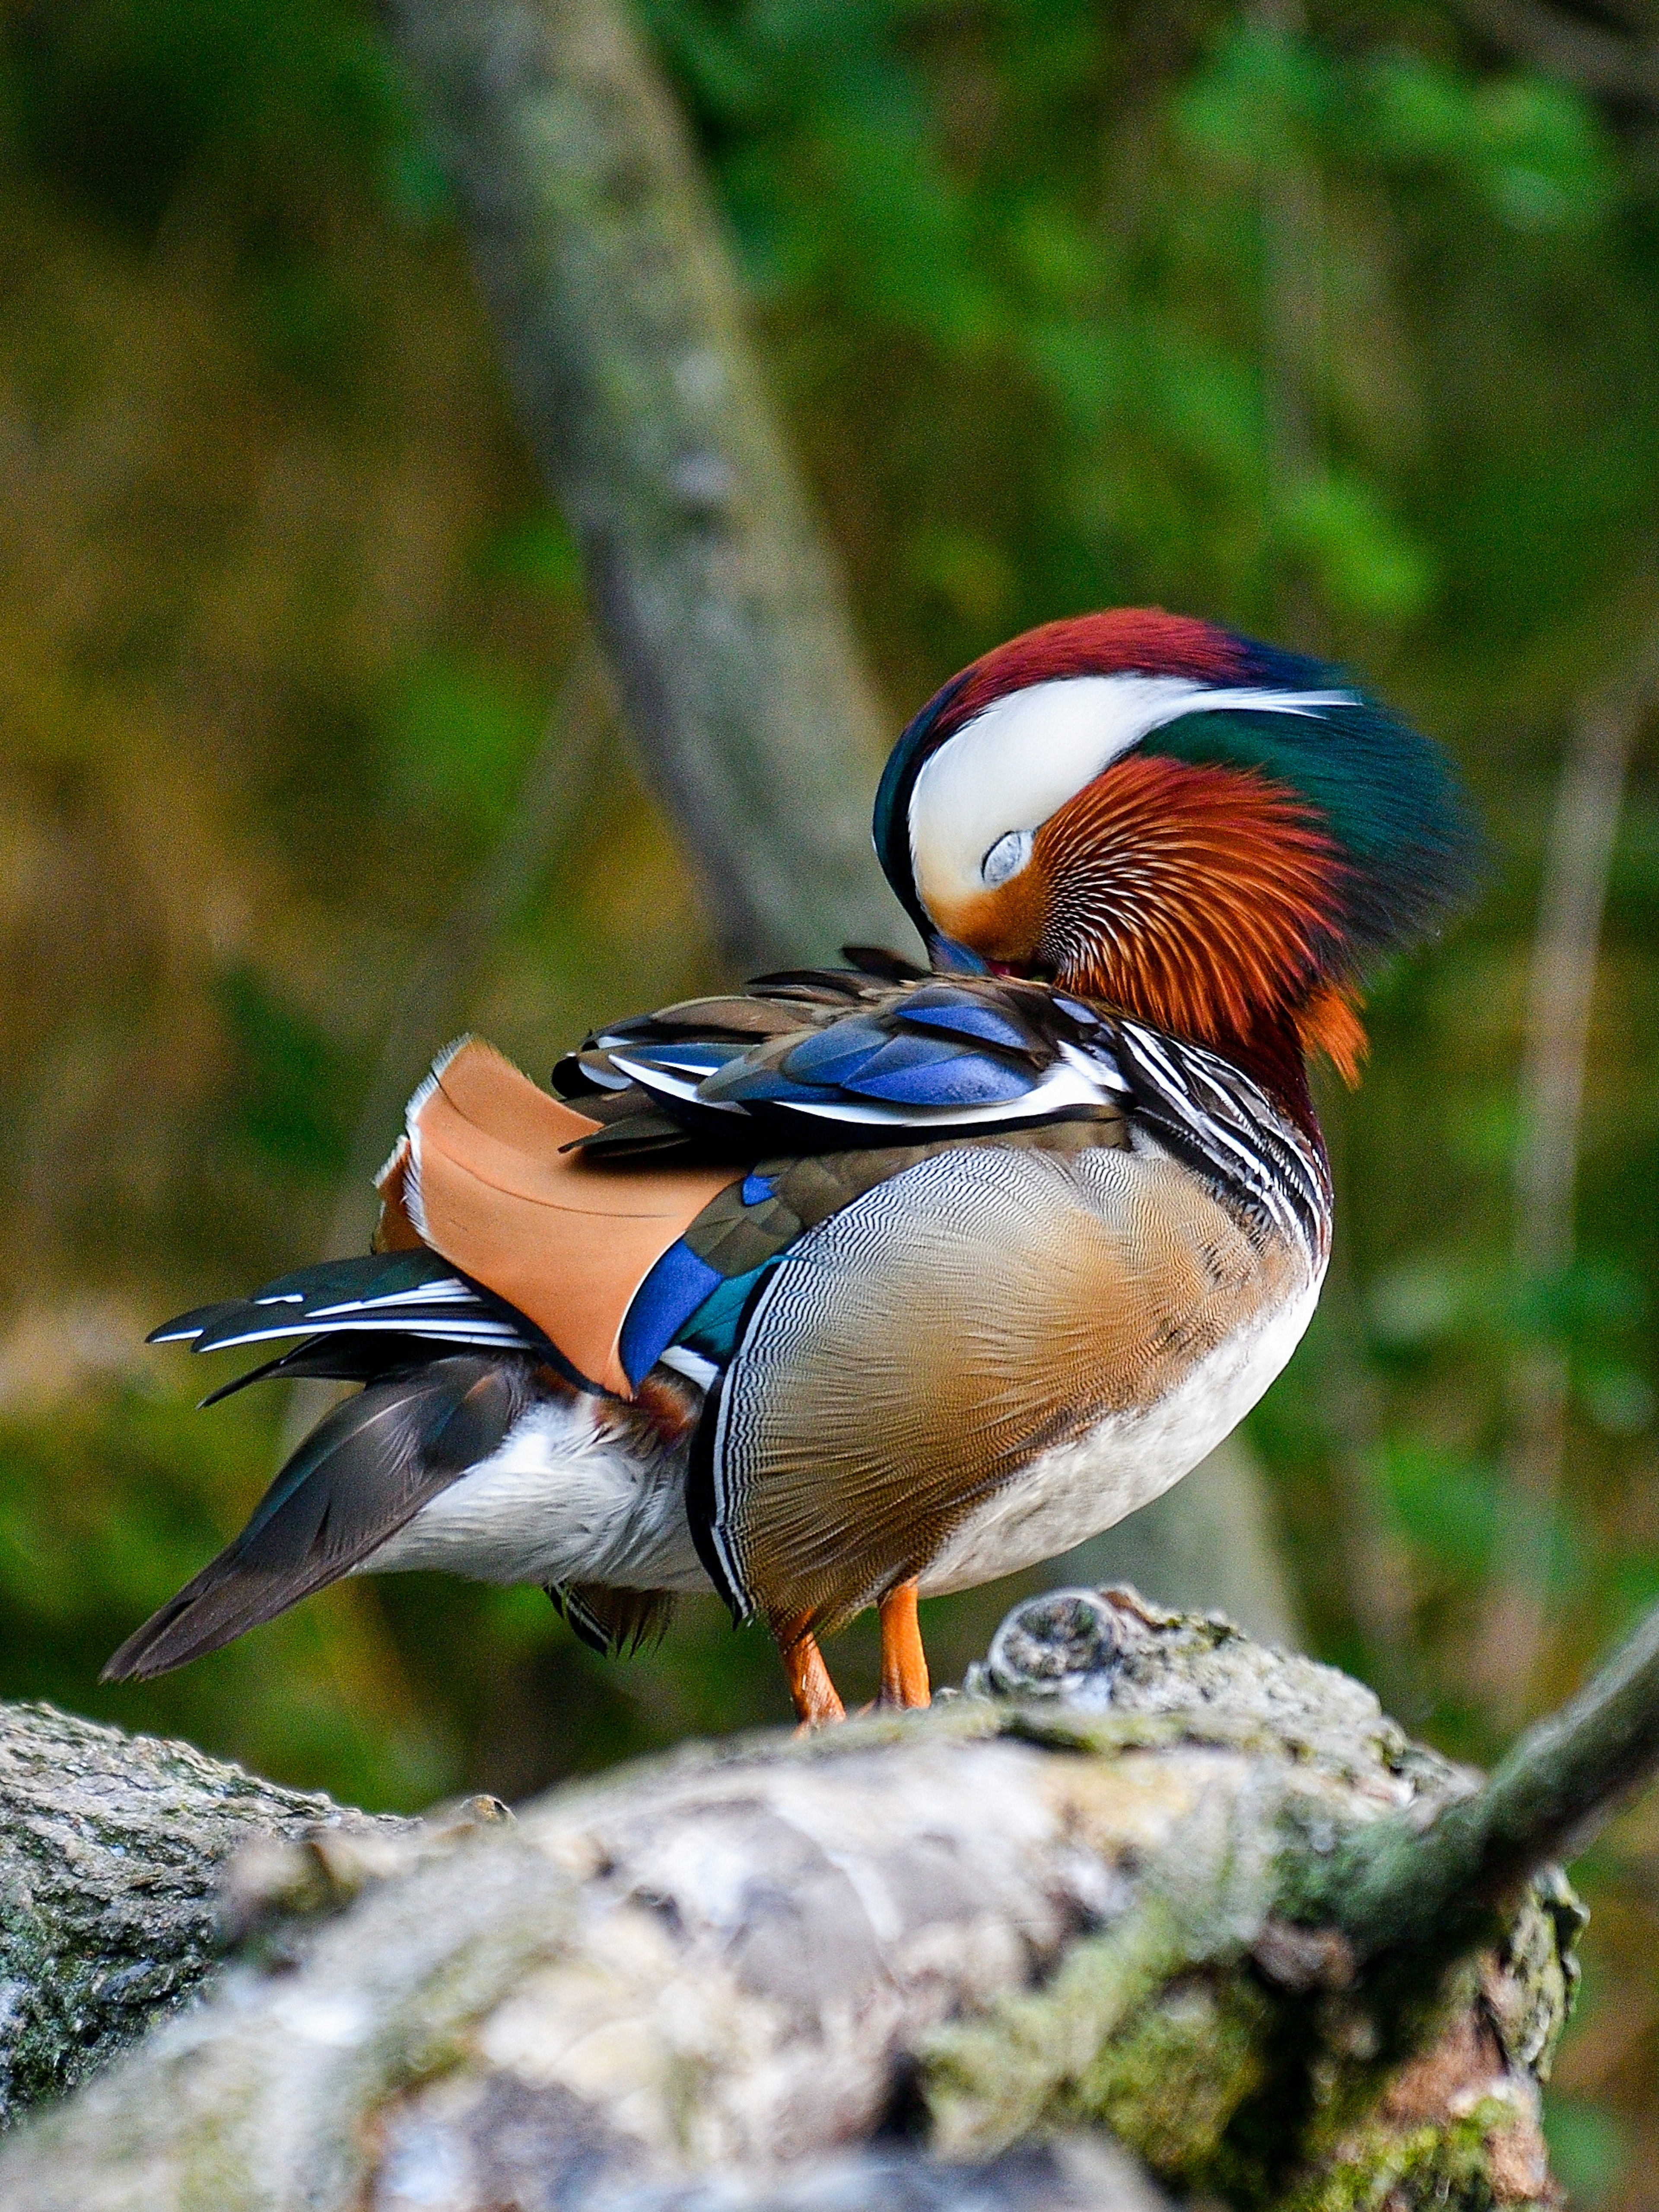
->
xmin=981 ymin=829 xmax=1032 ymax=887
xmin=909 ymin=673 xmax=1351 ymax=922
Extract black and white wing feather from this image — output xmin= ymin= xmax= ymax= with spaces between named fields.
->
xmin=556 ymin=967 xmax=1328 ymax=1252
xmin=149 ymin=1252 xmax=549 ymax=1405
xmin=102 ymin=1355 xmax=531 ymax=1681
xmin=559 ymin=972 xmax=1130 ymax=1149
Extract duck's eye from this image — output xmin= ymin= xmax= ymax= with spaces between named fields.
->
xmin=981 ymin=829 xmax=1033 ymax=889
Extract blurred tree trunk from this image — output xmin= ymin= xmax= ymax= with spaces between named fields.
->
xmin=384 ymin=0 xmax=896 ymax=977
xmin=1479 ymin=627 xmax=1659 ymax=1718
xmin=379 ymin=0 xmax=1299 ymax=1641
xmin=12 ymin=1580 xmax=1658 ymax=2209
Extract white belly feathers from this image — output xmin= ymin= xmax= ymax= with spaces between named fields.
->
xmin=356 ymin=1394 xmax=706 ymax=1593
xmin=918 ymin=1263 xmax=1322 ymax=1595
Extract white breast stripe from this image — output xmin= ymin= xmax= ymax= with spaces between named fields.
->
xmin=909 ymin=674 xmax=1353 ymax=919
xmin=1107 ymin=1020 xmax=1331 ymax=1259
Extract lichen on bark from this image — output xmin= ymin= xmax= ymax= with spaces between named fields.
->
xmin=0 ymin=1586 xmax=1595 ymax=2211
xmin=930 ymin=1592 xmax=1574 ymax=2209
xmin=0 ymin=1700 xmax=408 ymax=2126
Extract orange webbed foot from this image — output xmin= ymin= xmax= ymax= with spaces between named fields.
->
xmin=785 ymin=1630 xmax=847 ymax=1731
xmin=877 ymin=1578 xmax=931 ymax=1711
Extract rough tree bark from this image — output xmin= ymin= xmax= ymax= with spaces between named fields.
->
xmin=3 ymin=1579 xmax=1654 ymax=2210
xmin=0 ymin=1704 xmax=412 ymax=2123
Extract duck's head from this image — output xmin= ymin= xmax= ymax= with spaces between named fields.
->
xmin=873 ymin=608 xmax=1479 ymax=1111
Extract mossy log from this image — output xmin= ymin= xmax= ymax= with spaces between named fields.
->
xmin=0 ymin=1584 xmax=1633 ymax=2211
xmin=0 ymin=1701 xmax=416 ymax=2125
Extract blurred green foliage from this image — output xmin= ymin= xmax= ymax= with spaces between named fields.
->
xmin=2 ymin=0 xmax=1659 ymax=2195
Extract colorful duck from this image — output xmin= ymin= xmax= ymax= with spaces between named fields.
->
xmin=107 ymin=610 xmax=1477 ymax=1723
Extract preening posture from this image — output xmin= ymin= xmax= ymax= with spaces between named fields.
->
xmin=107 ymin=610 xmax=1477 ymax=1723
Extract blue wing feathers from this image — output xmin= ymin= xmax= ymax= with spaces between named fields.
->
xmin=583 ymin=971 xmax=1127 ymax=1139
xmin=779 ymin=1021 xmax=893 ymax=1082
xmin=837 ymin=1037 xmax=1032 ymax=1105
xmin=897 ymin=995 xmax=1036 ymax=1051
xmin=617 ymin=1241 xmax=725 ymax=1387
xmin=678 ymin=1264 xmax=773 ymax=1362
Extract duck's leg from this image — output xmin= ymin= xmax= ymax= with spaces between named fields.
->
xmin=784 ymin=1628 xmax=846 ymax=1729
xmin=877 ymin=1578 xmax=931 ymax=1709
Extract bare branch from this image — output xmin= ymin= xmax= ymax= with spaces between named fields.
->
xmin=1481 ymin=623 xmax=1659 ymax=1714
xmin=1456 ymin=0 xmax=1659 ymax=106
xmin=1516 ymin=642 xmax=1657 ymax=1287
xmin=383 ymin=0 xmax=899 ymax=974
xmin=1306 ymin=1592 xmax=1659 ymax=1976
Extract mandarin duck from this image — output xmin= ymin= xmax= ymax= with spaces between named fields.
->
xmin=106 ymin=610 xmax=1476 ymax=1724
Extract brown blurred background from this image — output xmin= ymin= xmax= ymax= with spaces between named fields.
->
xmin=2 ymin=0 xmax=1658 ymax=2196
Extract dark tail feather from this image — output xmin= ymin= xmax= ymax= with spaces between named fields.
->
xmin=102 ymin=1355 xmax=530 ymax=1682
xmin=549 ymin=1582 xmax=677 ymax=1657
xmin=195 ymin=1331 xmax=429 ymax=1408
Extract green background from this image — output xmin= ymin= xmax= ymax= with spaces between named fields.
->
xmin=0 ymin=0 xmax=1654 ymax=2195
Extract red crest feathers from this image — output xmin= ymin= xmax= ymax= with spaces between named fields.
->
xmin=874 ymin=605 xmax=1475 ymax=1121
xmin=942 ymin=610 xmax=1246 ymax=738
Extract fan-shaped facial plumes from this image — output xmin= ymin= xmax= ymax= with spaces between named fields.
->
xmin=874 ymin=609 xmax=1477 ymax=1111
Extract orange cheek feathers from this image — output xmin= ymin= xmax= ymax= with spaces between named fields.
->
xmin=1296 ymin=984 xmax=1368 ymax=1088
xmin=925 ymin=867 xmax=1048 ymax=966
xmin=1022 ymin=755 xmax=1359 ymax=1066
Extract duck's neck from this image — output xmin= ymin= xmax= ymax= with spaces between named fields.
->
xmin=1070 ymin=972 xmax=1328 ymax=1152
xmin=1215 ymin=1010 xmax=1326 ymax=1152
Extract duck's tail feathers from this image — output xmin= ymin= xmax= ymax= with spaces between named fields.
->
xmin=548 ymin=1581 xmax=677 ymax=1657
xmin=148 ymin=1251 xmax=550 ymax=1364
xmin=102 ymin=1354 xmax=530 ymax=1683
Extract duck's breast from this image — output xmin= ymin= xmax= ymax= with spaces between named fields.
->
xmin=701 ymin=1139 xmax=1320 ymax=1634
